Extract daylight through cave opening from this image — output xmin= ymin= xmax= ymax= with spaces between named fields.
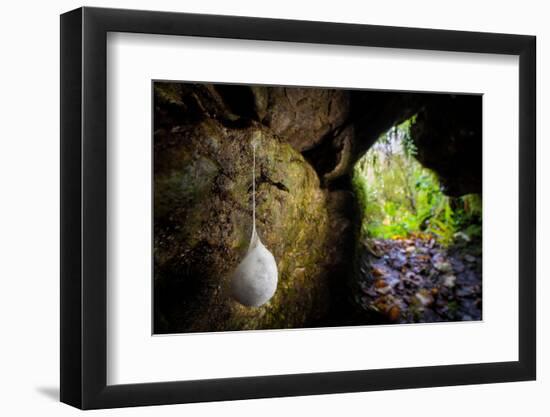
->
xmin=351 ymin=115 xmax=483 ymax=324
xmin=352 ymin=115 xmax=482 ymax=245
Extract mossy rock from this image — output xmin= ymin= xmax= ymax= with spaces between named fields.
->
xmin=154 ymin=116 xmax=331 ymax=333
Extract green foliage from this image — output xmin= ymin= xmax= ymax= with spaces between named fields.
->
xmin=352 ymin=116 xmax=481 ymax=246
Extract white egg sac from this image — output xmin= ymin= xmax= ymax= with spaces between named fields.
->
xmin=231 ymin=232 xmax=278 ymax=307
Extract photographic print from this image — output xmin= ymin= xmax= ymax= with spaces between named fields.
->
xmin=153 ymin=81 xmax=482 ymax=334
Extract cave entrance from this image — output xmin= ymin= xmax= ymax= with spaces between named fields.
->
xmin=351 ymin=116 xmax=482 ymax=324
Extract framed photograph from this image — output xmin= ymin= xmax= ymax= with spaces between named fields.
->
xmin=60 ymin=6 xmax=536 ymax=409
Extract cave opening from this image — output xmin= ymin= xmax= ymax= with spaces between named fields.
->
xmin=349 ymin=115 xmax=482 ymax=324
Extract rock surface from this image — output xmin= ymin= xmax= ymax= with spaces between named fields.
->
xmin=259 ymin=87 xmax=349 ymax=152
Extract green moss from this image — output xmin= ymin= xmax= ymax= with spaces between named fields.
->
xmin=155 ymin=121 xmax=332 ymax=332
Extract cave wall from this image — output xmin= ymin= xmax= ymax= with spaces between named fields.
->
xmin=154 ymin=84 xmax=341 ymax=332
xmin=411 ymin=95 xmax=482 ymax=196
xmin=153 ymin=82 xmax=482 ymax=333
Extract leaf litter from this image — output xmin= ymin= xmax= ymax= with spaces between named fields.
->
xmin=356 ymin=234 xmax=482 ymax=324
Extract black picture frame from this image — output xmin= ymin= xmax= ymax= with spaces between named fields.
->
xmin=60 ymin=6 xmax=536 ymax=410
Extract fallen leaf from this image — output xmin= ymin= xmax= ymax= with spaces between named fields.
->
xmin=372 ymin=267 xmax=385 ymax=278
xmin=388 ymin=305 xmax=401 ymax=321
xmin=376 ymin=286 xmax=392 ymax=295
xmin=415 ymin=289 xmax=434 ymax=307
xmin=374 ymin=279 xmax=387 ymax=288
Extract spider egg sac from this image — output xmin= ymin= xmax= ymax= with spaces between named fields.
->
xmin=231 ymin=231 xmax=278 ymax=307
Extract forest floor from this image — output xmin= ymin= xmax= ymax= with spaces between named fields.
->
xmin=356 ymin=234 xmax=482 ymax=324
